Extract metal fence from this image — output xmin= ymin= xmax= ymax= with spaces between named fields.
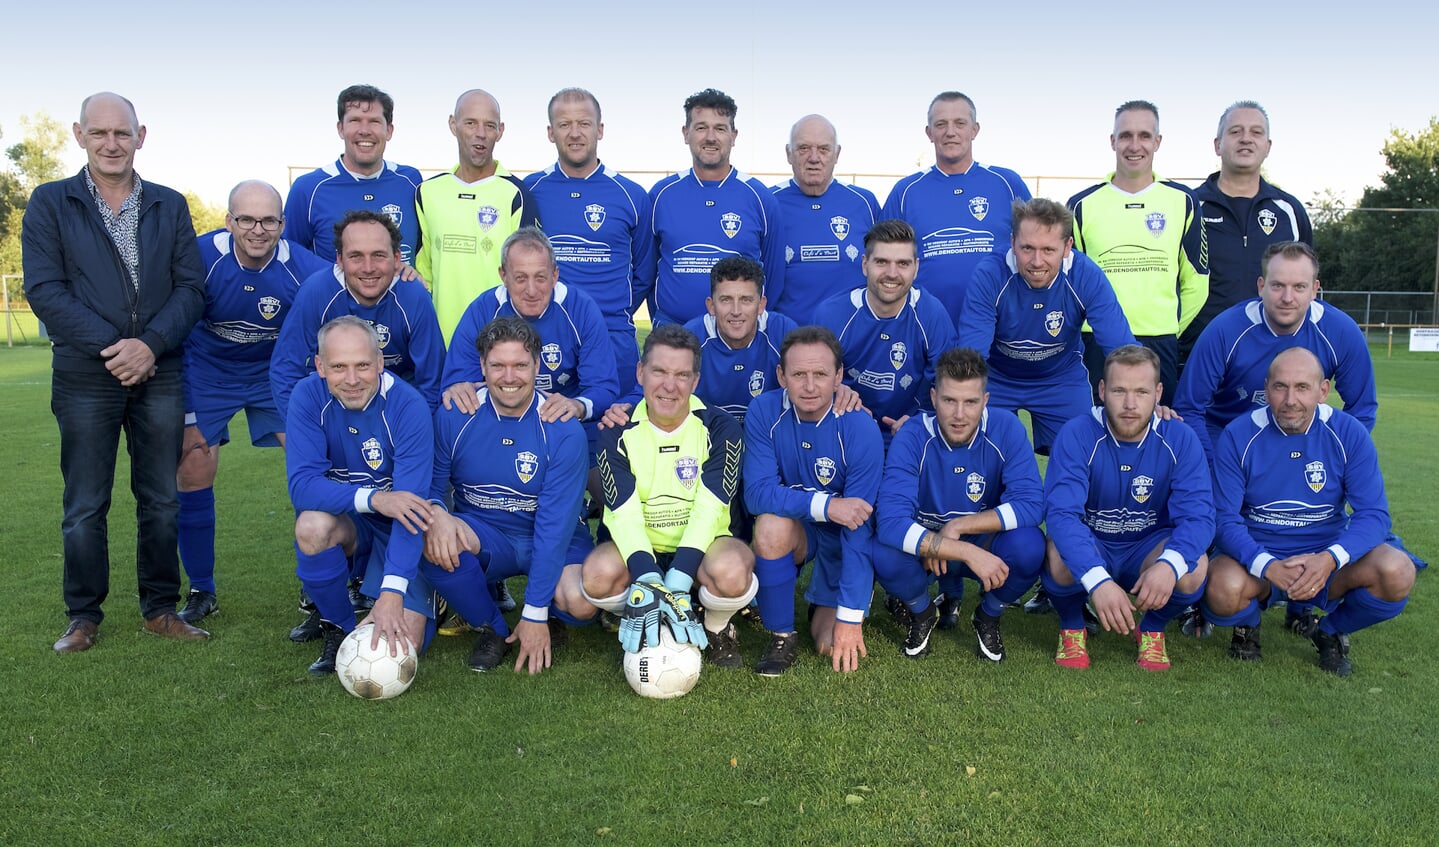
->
xmin=1318 ymin=289 xmax=1435 ymax=327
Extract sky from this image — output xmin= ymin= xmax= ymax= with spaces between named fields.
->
xmin=4 ymin=1 xmax=1434 ymax=211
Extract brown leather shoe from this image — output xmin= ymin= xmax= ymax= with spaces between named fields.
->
xmin=143 ymin=611 xmax=210 ymax=641
xmin=54 ymin=618 xmax=99 ymax=653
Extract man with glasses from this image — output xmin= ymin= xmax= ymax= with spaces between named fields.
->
xmin=176 ymin=180 xmax=330 ymax=624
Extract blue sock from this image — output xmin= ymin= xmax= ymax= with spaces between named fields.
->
xmin=295 ymin=543 xmax=357 ymax=632
xmin=1140 ymin=582 xmax=1205 ymax=632
xmin=985 ymin=528 xmax=1046 ymax=615
xmin=754 ymin=554 xmax=798 ymax=633
xmin=1202 ymin=598 xmax=1261 ymax=629
xmin=1288 ymin=600 xmax=1315 ymax=616
xmin=420 ymin=617 xmax=437 ymax=652
xmin=1041 ymin=569 xmax=1087 ymax=630
xmin=178 ymin=488 xmax=217 ymax=593
xmin=906 ymin=592 xmax=932 ymax=613
xmin=423 ymin=553 xmax=507 ymax=636
xmin=1321 ymin=587 xmax=1408 ymax=635
xmin=873 ymin=545 xmax=930 ymax=613
xmin=937 ymin=571 xmax=964 ymax=605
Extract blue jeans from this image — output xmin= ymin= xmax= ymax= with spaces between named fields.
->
xmin=52 ymin=368 xmax=185 ymax=623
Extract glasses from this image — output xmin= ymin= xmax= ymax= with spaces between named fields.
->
xmin=230 ymin=214 xmax=283 ymax=232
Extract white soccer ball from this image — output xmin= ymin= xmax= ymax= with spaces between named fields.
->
xmin=623 ymin=625 xmax=702 ymax=699
xmin=336 ymin=623 xmax=418 ymax=700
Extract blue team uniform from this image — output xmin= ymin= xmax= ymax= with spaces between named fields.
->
xmin=813 ymin=287 xmax=957 ymax=441
xmin=1205 ymin=405 xmax=1407 ymax=637
xmin=771 ymin=179 xmax=878 ymax=324
xmin=185 ymin=230 xmax=330 ymax=446
xmin=648 ymin=168 xmax=786 ymax=326
xmin=1042 ymin=408 xmax=1214 ymax=633
xmin=1174 ymin=299 xmax=1377 ymax=461
xmin=881 ymin=163 xmax=1032 ymax=319
xmin=873 ymin=409 xmax=1046 ymax=616
xmin=270 ymin=266 xmax=445 ymax=422
xmin=680 ymin=311 xmax=797 ymax=422
xmin=286 ymin=372 xmax=436 ymax=629
xmin=422 ymin=389 xmax=594 ymax=634
xmin=284 ymin=159 xmax=424 ymax=264
xmin=524 ymin=163 xmax=654 ymax=383
xmin=959 ymin=250 xmax=1136 ymax=450
xmin=442 ymin=281 xmax=619 ymax=431
xmin=744 ymin=390 xmax=884 ymax=629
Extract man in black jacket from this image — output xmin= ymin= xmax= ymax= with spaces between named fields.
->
xmin=23 ymin=92 xmax=209 ymax=652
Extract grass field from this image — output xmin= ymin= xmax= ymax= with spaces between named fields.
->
xmin=1 ymin=345 xmax=1435 ymax=847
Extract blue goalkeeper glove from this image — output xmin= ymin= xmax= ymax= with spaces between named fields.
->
xmin=618 ymin=575 xmax=708 ymax=653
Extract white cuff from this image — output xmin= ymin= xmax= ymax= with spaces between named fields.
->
xmin=380 ymin=574 xmax=409 ymax=594
xmin=836 ymin=605 xmax=866 ymax=625
xmin=355 ymin=488 xmax=376 ymax=513
xmin=1249 ymin=552 xmax=1277 ymax=579
xmin=184 ymin=412 xmax=198 ymax=426
xmin=902 ymin=523 xmax=928 ymax=556
xmin=1159 ymin=548 xmax=1188 ymax=580
xmin=521 ymin=603 xmax=549 ymax=622
xmin=1327 ymin=544 xmax=1351 ymax=569
xmin=1079 ymin=567 xmax=1113 ymax=593
xmin=579 ymin=397 xmax=594 ymax=420
xmin=810 ymin=493 xmax=830 ymax=523
xmin=996 ymin=503 xmax=1017 ymax=531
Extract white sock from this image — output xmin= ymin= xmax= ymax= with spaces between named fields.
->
xmin=582 ymin=587 xmax=628 ymax=615
xmin=698 ymin=575 xmax=759 ymax=633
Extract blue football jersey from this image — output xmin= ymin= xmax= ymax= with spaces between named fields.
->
xmin=284 ymin=158 xmax=423 ymax=264
xmin=771 ymin=179 xmax=878 ymax=324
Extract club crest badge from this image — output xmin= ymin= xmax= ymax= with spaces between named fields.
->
xmin=258 ymin=296 xmax=281 ymax=321
xmin=515 ymin=451 xmax=538 ymax=484
xmin=372 ymin=323 xmax=391 ymax=349
xmin=889 ymin=342 xmax=907 ymax=370
xmin=966 ymin=471 xmax=986 ymax=503
xmin=1131 ymin=474 xmax=1154 ymax=504
xmin=584 ymin=203 xmax=606 ymax=232
xmin=381 ymin=203 xmax=403 ymax=227
xmin=542 ymin=342 xmax=562 ymax=372
xmin=1305 ymin=461 xmax=1326 ymax=493
xmin=477 ymin=205 xmax=499 ymax=232
xmin=829 ymin=216 xmax=850 ymax=239
xmin=748 ymin=370 xmax=765 ymax=397
xmin=815 ymin=457 xmax=837 ymax=486
xmin=1145 ymin=212 xmax=1166 ymax=238
xmin=675 ymin=456 xmax=700 ymax=489
xmin=968 ymin=196 xmax=990 ymax=221
xmin=720 ymin=212 xmax=742 ymax=239
xmin=362 ymin=437 xmax=384 ymax=470
xmin=1045 ymin=310 xmax=1064 ymax=337
xmin=1257 ymin=209 xmax=1277 ymax=236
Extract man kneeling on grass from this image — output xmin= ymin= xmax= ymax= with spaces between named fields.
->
xmin=1201 ymin=347 xmax=1414 ymax=677
xmin=1041 ymin=345 xmax=1213 ymax=671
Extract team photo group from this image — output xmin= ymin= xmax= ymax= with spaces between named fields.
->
xmin=23 ymin=81 xmax=1425 ymax=695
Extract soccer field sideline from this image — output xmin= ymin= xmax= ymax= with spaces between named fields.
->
xmin=1 ymin=344 xmax=1435 ymax=847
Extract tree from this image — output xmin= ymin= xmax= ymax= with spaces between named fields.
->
xmin=1313 ymin=118 xmax=1439 ymax=295
xmin=184 ymin=190 xmax=226 ymax=236
xmin=0 ymin=111 xmax=69 ymax=304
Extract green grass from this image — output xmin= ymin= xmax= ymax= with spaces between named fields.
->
xmin=1 ymin=345 xmax=1436 ymax=847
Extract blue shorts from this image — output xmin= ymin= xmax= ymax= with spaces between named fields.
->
xmin=1096 ymin=534 xmax=1168 ymax=592
xmin=461 ymin=513 xmax=595 ymax=581
xmin=986 ymin=371 xmax=1089 ymax=453
xmin=800 ymin=524 xmax=854 ymax=612
xmin=352 ymin=512 xmax=437 ymax=619
xmin=189 ymin=371 xmax=283 ymax=448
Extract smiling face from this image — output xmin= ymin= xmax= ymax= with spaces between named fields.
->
xmin=682 ymin=106 xmax=736 ymax=178
xmin=500 ymin=242 xmax=557 ymax=319
xmin=1111 ymin=107 xmax=1161 ymax=183
xmin=337 ymin=220 xmax=400 ymax=306
xmin=317 ymin=323 xmax=383 ymax=411
xmin=1099 ymin=360 xmax=1160 ymax=442
xmin=1259 ymin=252 xmax=1319 ymax=333
xmin=548 ymin=94 xmax=602 ymax=174
xmin=74 ymin=94 xmax=145 ymax=184
xmin=225 ymin=182 xmax=283 ymax=268
xmin=705 ymin=276 xmax=764 ymax=347
xmin=1012 ymin=218 xmax=1073 ymax=288
xmin=778 ymin=341 xmax=842 ymax=422
xmin=481 ymin=339 xmax=538 ymax=417
xmin=337 ymin=99 xmax=392 ymax=175
xmin=450 ymin=90 xmax=504 ymax=180
xmin=1266 ymin=348 xmax=1330 ymax=435
xmin=638 ymin=343 xmax=699 ymax=431
xmin=862 ymin=240 xmax=918 ymax=316
xmin=925 ymin=97 xmax=979 ymax=173
xmin=1216 ymin=106 xmax=1271 ymax=176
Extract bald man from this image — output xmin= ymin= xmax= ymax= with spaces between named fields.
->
xmin=1203 ymin=347 xmax=1414 ymax=677
xmin=771 ymin=115 xmax=879 ymax=324
xmin=415 ymin=88 xmax=540 ymax=342
xmin=24 ymin=92 xmax=209 ymax=651
xmin=176 ymin=180 xmax=331 ymax=624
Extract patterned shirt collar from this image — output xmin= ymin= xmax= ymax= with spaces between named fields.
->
xmin=83 ymin=165 xmax=144 ymax=288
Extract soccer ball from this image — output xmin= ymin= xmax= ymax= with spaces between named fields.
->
xmin=623 ymin=625 xmax=702 ymax=699
xmin=335 ymin=623 xmax=418 ymax=700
